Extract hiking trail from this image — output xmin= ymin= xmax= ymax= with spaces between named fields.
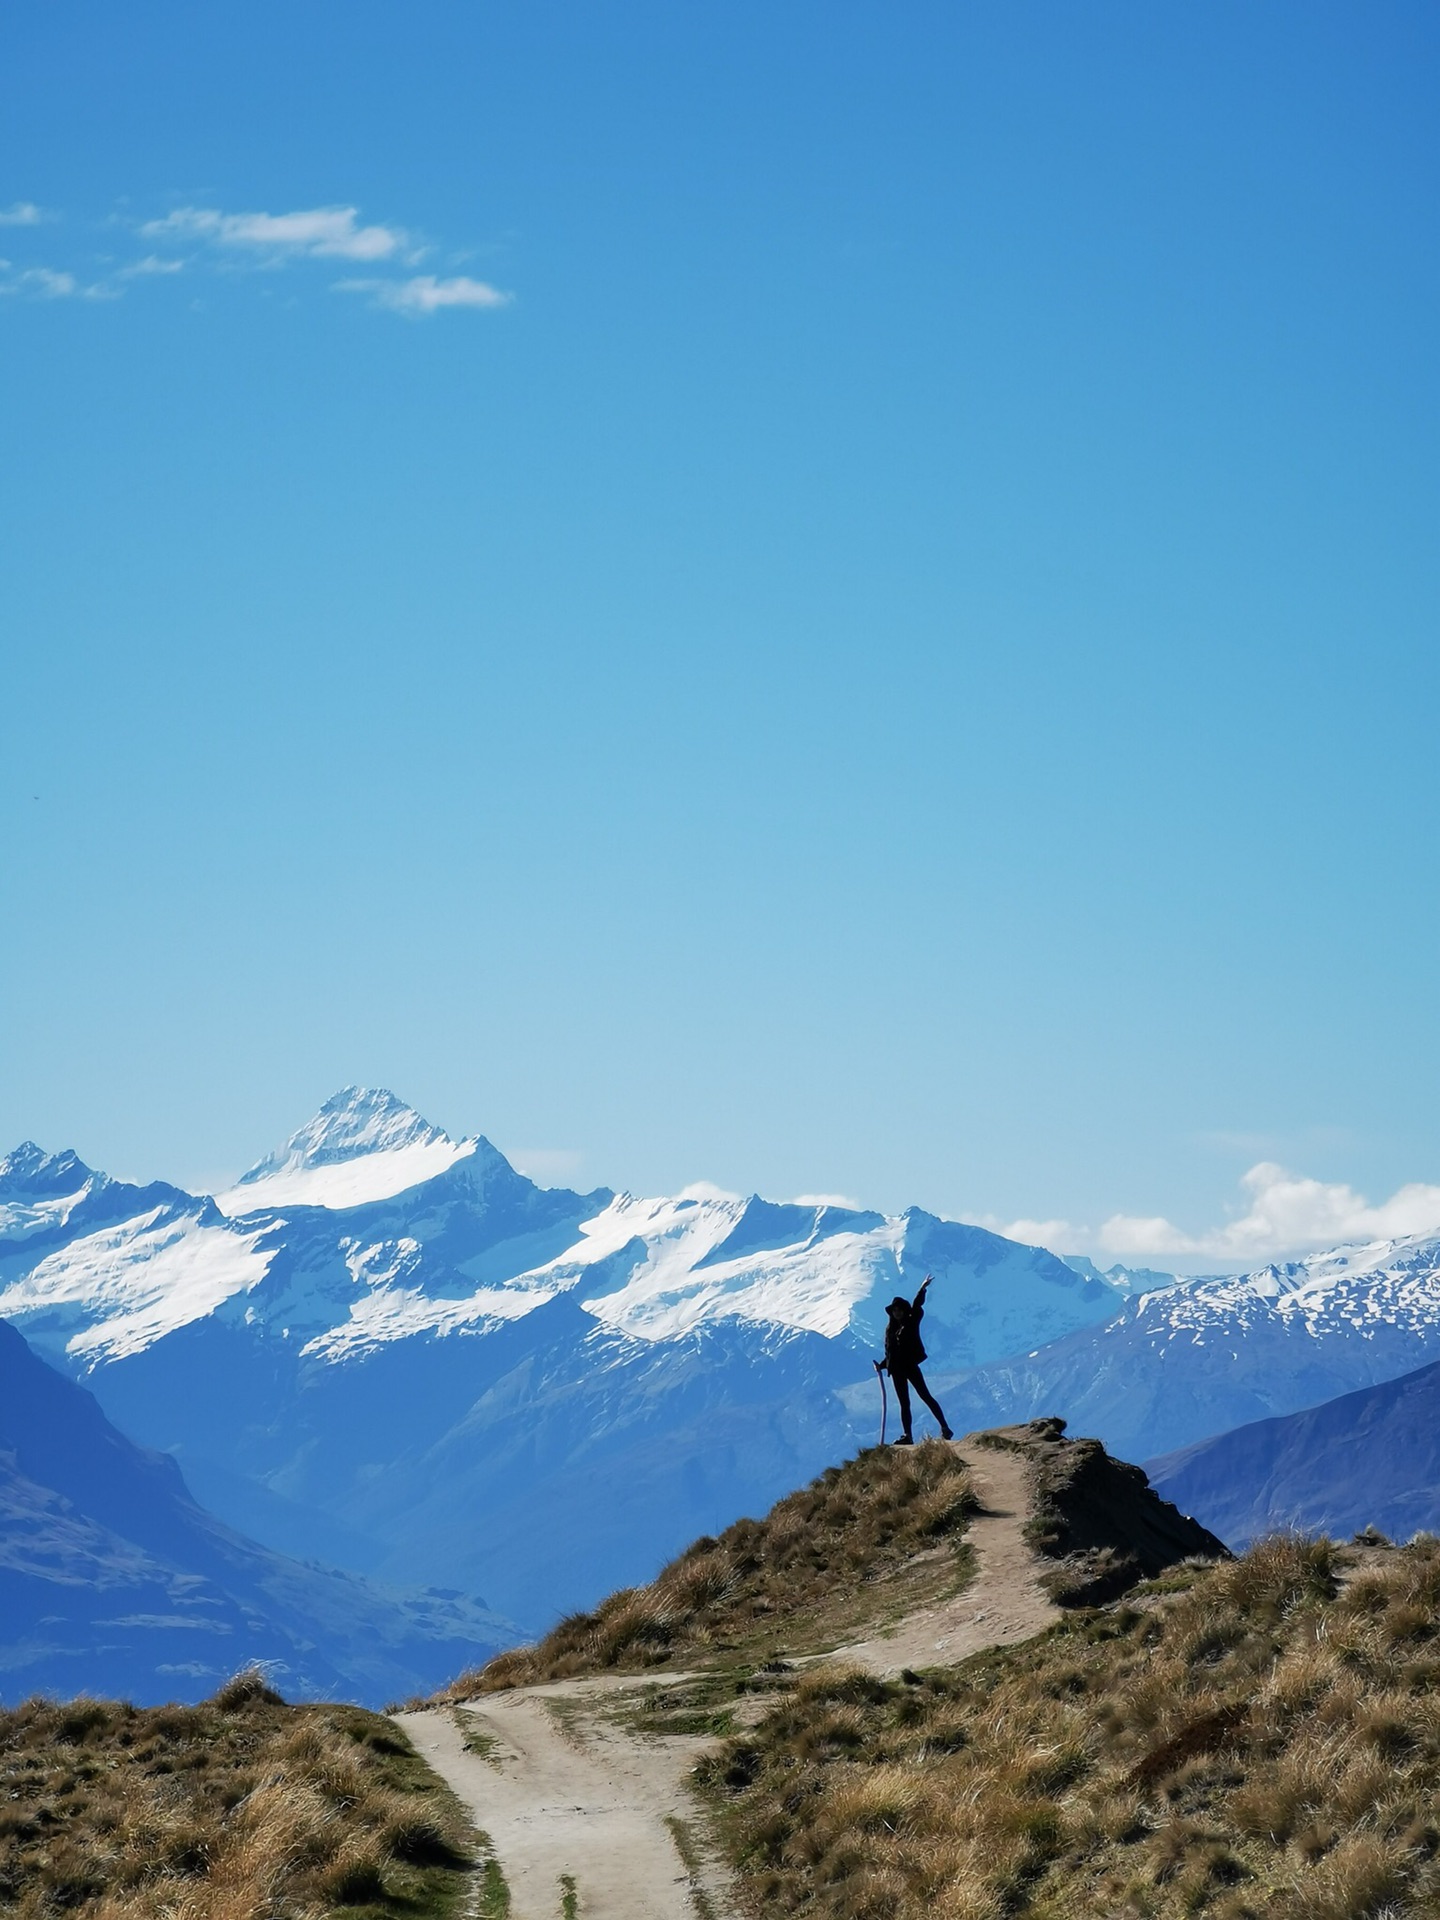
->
xmin=396 ymin=1433 xmax=1056 ymax=1920
xmin=835 ymin=1435 xmax=1059 ymax=1675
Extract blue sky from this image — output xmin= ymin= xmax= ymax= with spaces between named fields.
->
xmin=2 ymin=2 xmax=1437 ymax=1266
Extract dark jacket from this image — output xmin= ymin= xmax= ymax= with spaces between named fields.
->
xmin=884 ymin=1290 xmax=928 ymax=1373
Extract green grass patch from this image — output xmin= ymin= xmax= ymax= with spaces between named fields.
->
xmin=469 ymin=1828 xmax=511 ymax=1918
xmin=453 ymin=1709 xmax=503 ymax=1764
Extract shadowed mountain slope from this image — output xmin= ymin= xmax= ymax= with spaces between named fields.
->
xmin=1148 ymin=1355 xmax=1440 ymax=1549
xmin=0 ymin=1319 xmax=512 ymax=1706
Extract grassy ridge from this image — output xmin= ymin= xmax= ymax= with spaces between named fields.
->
xmin=703 ymin=1533 xmax=1440 ymax=1919
xmin=446 ymin=1440 xmax=978 ymax=1694
xmin=0 ymin=1672 xmax=475 ymax=1920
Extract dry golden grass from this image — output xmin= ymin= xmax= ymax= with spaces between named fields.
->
xmin=0 ymin=1671 xmax=474 ymax=1920
xmin=444 ymin=1441 xmax=978 ymax=1695
xmin=702 ymin=1532 xmax=1440 ymax=1920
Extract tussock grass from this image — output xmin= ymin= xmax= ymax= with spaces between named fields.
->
xmin=0 ymin=1669 xmax=474 ymax=1920
xmin=446 ymin=1441 xmax=978 ymax=1694
xmin=703 ymin=1532 xmax=1440 ymax=1919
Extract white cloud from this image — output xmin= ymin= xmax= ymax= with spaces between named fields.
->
xmin=0 ymin=201 xmax=511 ymax=317
xmin=677 ymin=1181 xmax=742 ymax=1203
xmin=19 ymin=266 xmax=76 ymax=296
xmin=511 ymin=1148 xmax=586 ymax=1183
xmin=990 ymin=1164 xmax=1440 ymax=1269
xmin=790 ymin=1192 xmax=864 ymax=1210
xmin=338 ymin=273 xmax=510 ymax=315
xmin=142 ymin=204 xmax=411 ymax=263
xmin=1098 ymin=1163 xmax=1440 ymax=1263
xmin=986 ymin=1215 xmax=1085 ymax=1251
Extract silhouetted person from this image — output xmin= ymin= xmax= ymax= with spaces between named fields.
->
xmin=884 ymin=1276 xmax=953 ymax=1445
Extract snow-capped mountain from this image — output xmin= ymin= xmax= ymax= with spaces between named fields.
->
xmin=214 ymin=1085 xmax=477 ymax=1216
xmin=1060 ymin=1254 xmax=1182 ymax=1298
xmin=9 ymin=1089 xmax=1440 ymax=1631
xmin=0 ymin=1088 xmax=1118 ymax=1625
xmin=0 ymin=1087 xmax=1117 ymax=1371
xmin=941 ymin=1233 xmax=1440 ymax=1462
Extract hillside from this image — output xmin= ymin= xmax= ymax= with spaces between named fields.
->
xmin=402 ymin=1424 xmax=1229 ymax=1917
xmin=19 ymin=1420 xmax=1436 ymax=1919
xmin=0 ymin=1318 xmax=512 ymax=1707
xmin=707 ymin=1529 xmax=1440 ymax=1919
xmin=434 ymin=1420 xmax=1440 ymax=1920
xmin=447 ymin=1419 xmax=1223 ymax=1696
xmin=1148 ymin=1354 xmax=1440 ymax=1547
xmin=447 ymin=1438 xmax=982 ymax=1692
xmin=0 ymin=1673 xmax=475 ymax=1920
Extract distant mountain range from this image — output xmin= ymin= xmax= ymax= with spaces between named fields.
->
xmin=8 ymin=1086 xmax=1440 ymax=1667
xmin=936 ymin=1234 xmax=1440 ymax=1462
xmin=0 ymin=1088 xmax=1118 ymax=1627
xmin=0 ymin=1318 xmax=511 ymax=1706
xmin=1148 ymin=1356 xmax=1440 ymax=1549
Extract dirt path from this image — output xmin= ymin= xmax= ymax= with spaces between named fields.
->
xmin=397 ymin=1433 xmax=1056 ymax=1918
xmin=832 ymin=1436 xmax=1059 ymax=1675
xmin=396 ymin=1678 xmax=731 ymax=1920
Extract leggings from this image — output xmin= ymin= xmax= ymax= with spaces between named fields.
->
xmin=892 ymin=1364 xmax=948 ymax=1438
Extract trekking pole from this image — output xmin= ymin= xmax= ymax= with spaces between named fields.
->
xmin=873 ymin=1359 xmax=888 ymax=1445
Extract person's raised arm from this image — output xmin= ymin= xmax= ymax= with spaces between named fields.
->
xmin=912 ymin=1274 xmax=933 ymax=1313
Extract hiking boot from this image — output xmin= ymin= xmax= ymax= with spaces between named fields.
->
xmin=893 ymin=1433 xmax=914 ymax=1446
xmin=940 ymin=1424 xmax=954 ymax=1440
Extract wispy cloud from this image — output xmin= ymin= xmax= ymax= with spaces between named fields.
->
xmin=337 ymin=273 xmax=510 ymax=316
xmin=142 ymin=204 xmax=412 ymax=263
xmin=511 ymin=1148 xmax=586 ymax=1183
xmin=0 ymin=264 xmax=111 ymax=301
xmin=0 ymin=199 xmax=510 ymax=318
xmin=989 ymin=1163 xmax=1440 ymax=1268
xmin=990 ymin=1216 xmax=1079 ymax=1250
xmin=120 ymin=254 xmax=184 ymax=278
xmin=1100 ymin=1163 xmax=1440 ymax=1262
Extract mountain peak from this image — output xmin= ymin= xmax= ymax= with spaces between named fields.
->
xmin=243 ymin=1088 xmax=451 ymax=1181
xmin=215 ymin=1089 xmax=475 ymax=1217
xmin=0 ymin=1141 xmax=98 ymax=1199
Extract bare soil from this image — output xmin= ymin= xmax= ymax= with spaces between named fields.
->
xmin=397 ymin=1677 xmax=733 ymax=1920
